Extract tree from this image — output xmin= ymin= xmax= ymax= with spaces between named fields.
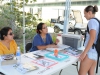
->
xmin=0 ymin=0 xmax=41 ymax=30
xmin=0 ymin=5 xmax=15 ymax=28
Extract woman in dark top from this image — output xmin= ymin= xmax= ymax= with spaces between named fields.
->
xmin=30 ymin=22 xmax=59 ymax=52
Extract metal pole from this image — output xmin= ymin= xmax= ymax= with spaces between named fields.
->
xmin=10 ymin=0 xmax=12 ymax=11
xmin=63 ymin=0 xmax=71 ymax=34
xmin=23 ymin=0 xmax=26 ymax=53
xmin=58 ymin=9 xmax=59 ymax=17
xmin=10 ymin=0 xmax=13 ymax=30
xmin=68 ymin=0 xmax=71 ymax=28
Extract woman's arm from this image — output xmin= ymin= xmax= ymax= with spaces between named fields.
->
xmin=37 ymin=45 xmax=47 ymax=50
xmin=84 ymin=29 xmax=96 ymax=53
xmin=55 ymin=39 xmax=59 ymax=45
xmin=37 ymin=44 xmax=58 ymax=50
xmin=79 ymin=29 xmax=96 ymax=61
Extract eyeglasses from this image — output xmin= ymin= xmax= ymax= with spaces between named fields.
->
xmin=42 ymin=26 xmax=47 ymax=29
xmin=8 ymin=32 xmax=13 ymax=35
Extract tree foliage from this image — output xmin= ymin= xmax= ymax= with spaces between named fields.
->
xmin=0 ymin=0 xmax=41 ymax=29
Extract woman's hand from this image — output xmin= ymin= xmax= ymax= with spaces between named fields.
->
xmin=79 ymin=51 xmax=87 ymax=61
xmin=55 ymin=39 xmax=59 ymax=45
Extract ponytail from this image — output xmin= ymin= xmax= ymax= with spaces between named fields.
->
xmin=85 ymin=5 xmax=98 ymax=14
xmin=36 ymin=22 xmax=45 ymax=34
xmin=93 ymin=5 xmax=98 ymax=12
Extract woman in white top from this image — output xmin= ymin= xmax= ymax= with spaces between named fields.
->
xmin=79 ymin=5 xmax=99 ymax=75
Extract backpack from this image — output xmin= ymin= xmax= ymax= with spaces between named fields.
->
xmin=84 ymin=18 xmax=100 ymax=73
xmin=86 ymin=18 xmax=100 ymax=56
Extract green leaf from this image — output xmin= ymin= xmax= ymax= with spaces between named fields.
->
xmin=33 ymin=0 xmax=37 ymax=2
xmin=25 ymin=0 xmax=28 ymax=3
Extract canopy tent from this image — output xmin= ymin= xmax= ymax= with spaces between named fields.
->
xmin=22 ymin=0 xmax=71 ymax=53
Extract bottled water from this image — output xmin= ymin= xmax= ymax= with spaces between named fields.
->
xmin=16 ymin=47 xmax=21 ymax=65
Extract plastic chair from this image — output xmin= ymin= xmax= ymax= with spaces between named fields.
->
xmin=25 ymin=43 xmax=32 ymax=53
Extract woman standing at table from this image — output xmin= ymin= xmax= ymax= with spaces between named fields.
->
xmin=0 ymin=27 xmax=17 ymax=55
xmin=79 ymin=5 xmax=99 ymax=75
xmin=30 ymin=22 xmax=59 ymax=52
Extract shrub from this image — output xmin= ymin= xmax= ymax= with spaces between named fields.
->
xmin=50 ymin=33 xmax=57 ymax=43
xmin=14 ymin=27 xmax=23 ymax=39
xmin=25 ymin=29 xmax=36 ymax=39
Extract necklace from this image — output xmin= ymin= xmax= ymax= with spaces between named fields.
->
xmin=42 ymin=38 xmax=46 ymax=43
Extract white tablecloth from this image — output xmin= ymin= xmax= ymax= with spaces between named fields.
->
xmin=0 ymin=48 xmax=82 ymax=75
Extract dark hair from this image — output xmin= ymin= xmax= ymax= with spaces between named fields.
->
xmin=85 ymin=5 xmax=98 ymax=14
xmin=37 ymin=22 xmax=45 ymax=34
xmin=0 ymin=27 xmax=12 ymax=40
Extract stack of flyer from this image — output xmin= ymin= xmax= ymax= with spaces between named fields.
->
xmin=0 ymin=54 xmax=17 ymax=65
xmin=64 ymin=47 xmax=83 ymax=57
xmin=14 ymin=62 xmax=38 ymax=74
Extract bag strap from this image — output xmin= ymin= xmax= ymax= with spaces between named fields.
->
xmin=92 ymin=18 xmax=100 ymax=46
xmin=84 ymin=18 xmax=100 ymax=45
xmin=87 ymin=18 xmax=100 ymax=33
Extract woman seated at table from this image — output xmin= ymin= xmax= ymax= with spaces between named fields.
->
xmin=30 ymin=22 xmax=59 ymax=52
xmin=0 ymin=27 xmax=17 ymax=55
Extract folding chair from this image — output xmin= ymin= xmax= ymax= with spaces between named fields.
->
xmin=25 ymin=43 xmax=32 ymax=53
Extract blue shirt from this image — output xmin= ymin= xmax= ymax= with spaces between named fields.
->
xmin=84 ymin=18 xmax=99 ymax=53
xmin=30 ymin=33 xmax=53 ymax=52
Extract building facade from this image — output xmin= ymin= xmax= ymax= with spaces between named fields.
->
xmin=1 ymin=0 xmax=100 ymax=22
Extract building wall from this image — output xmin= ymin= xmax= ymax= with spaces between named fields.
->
xmin=32 ymin=0 xmax=98 ymax=3
xmin=31 ymin=6 xmax=100 ymax=24
xmin=1 ymin=0 xmax=100 ymax=23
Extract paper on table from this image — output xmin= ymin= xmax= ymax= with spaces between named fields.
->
xmin=57 ymin=44 xmax=70 ymax=49
xmin=46 ymin=48 xmax=64 ymax=51
xmin=32 ymin=58 xmax=58 ymax=67
xmin=24 ymin=53 xmax=37 ymax=60
xmin=14 ymin=62 xmax=38 ymax=74
xmin=0 ymin=54 xmax=14 ymax=61
xmin=33 ymin=50 xmax=49 ymax=56
xmin=64 ymin=47 xmax=83 ymax=57
xmin=46 ymin=44 xmax=70 ymax=51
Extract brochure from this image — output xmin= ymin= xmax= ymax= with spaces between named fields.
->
xmin=14 ymin=62 xmax=38 ymax=74
xmin=64 ymin=47 xmax=83 ymax=57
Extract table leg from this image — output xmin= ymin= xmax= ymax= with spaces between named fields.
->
xmin=72 ymin=61 xmax=78 ymax=72
xmin=59 ymin=69 xmax=63 ymax=75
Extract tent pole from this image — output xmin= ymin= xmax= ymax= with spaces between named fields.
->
xmin=23 ymin=0 xmax=25 ymax=53
xmin=63 ymin=0 xmax=71 ymax=34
